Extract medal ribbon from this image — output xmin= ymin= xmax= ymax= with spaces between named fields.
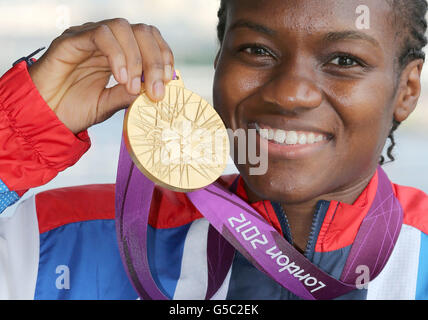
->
xmin=115 ymin=117 xmax=403 ymax=301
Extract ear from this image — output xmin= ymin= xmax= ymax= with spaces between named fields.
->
xmin=393 ymin=59 xmax=424 ymax=123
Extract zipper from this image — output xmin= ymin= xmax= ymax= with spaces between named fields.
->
xmin=303 ymin=201 xmax=326 ymax=259
xmin=271 ymin=200 xmax=329 ymax=259
xmin=270 ymin=201 xmax=294 ymax=245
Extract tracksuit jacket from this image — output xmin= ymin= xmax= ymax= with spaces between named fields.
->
xmin=0 ymin=61 xmax=427 ymax=300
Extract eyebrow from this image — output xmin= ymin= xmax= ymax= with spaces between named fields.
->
xmin=229 ymin=20 xmax=276 ymax=36
xmin=228 ymin=21 xmax=381 ymax=49
xmin=323 ymin=31 xmax=381 ymax=48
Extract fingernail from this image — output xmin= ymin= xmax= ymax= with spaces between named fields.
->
xmin=131 ymin=77 xmax=141 ymax=94
xmin=164 ymin=65 xmax=173 ymax=80
xmin=120 ymin=67 xmax=128 ymax=83
xmin=153 ymin=80 xmax=165 ymax=100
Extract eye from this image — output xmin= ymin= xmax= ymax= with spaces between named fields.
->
xmin=236 ymin=44 xmax=277 ymax=66
xmin=238 ymin=43 xmax=276 ymax=59
xmin=329 ymin=55 xmax=360 ymax=67
xmin=242 ymin=46 xmax=271 ymax=56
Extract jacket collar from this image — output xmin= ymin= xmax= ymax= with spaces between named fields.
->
xmin=234 ymin=169 xmax=380 ymax=253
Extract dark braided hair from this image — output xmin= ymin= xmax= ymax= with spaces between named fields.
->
xmin=381 ymin=0 xmax=428 ymax=164
xmin=216 ymin=0 xmax=428 ymax=165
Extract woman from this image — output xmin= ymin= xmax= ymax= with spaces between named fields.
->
xmin=0 ymin=0 xmax=427 ymax=299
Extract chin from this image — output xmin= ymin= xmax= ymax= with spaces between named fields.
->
xmin=237 ymin=164 xmax=327 ymax=204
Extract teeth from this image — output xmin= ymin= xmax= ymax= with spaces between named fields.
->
xmin=255 ymin=123 xmax=269 ymax=140
xmin=286 ymin=131 xmax=298 ymax=145
xmin=259 ymin=128 xmax=269 ymax=140
xmin=307 ymin=133 xmax=316 ymax=144
xmin=255 ymin=123 xmax=327 ymax=146
xmin=315 ymin=135 xmax=324 ymax=142
xmin=298 ymin=133 xmax=307 ymax=145
xmin=274 ymin=130 xmax=286 ymax=144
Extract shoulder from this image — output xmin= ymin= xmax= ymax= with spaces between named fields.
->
xmin=393 ymin=183 xmax=428 ymax=235
xmin=33 ymin=184 xmax=137 ymax=299
xmin=34 ymin=174 xmax=240 ymax=231
xmin=35 ymin=184 xmax=115 ymax=234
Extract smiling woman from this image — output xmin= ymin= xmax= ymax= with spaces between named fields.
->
xmin=213 ymin=0 xmax=427 ymax=251
xmin=217 ymin=0 xmax=428 ymax=167
xmin=0 ymin=0 xmax=427 ymax=301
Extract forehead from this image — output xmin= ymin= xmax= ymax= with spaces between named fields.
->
xmin=226 ymin=0 xmax=396 ymax=45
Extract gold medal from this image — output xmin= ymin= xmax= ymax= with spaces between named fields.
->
xmin=123 ymin=71 xmax=230 ymax=192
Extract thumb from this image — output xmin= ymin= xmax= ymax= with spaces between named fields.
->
xmin=96 ymin=83 xmax=139 ymax=124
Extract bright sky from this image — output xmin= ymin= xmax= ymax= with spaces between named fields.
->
xmin=0 ymin=0 xmax=219 ymax=39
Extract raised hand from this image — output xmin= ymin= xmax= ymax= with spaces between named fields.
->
xmin=29 ymin=18 xmax=174 ymax=134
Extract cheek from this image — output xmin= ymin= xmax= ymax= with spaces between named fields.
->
xmin=327 ymin=75 xmax=395 ymax=162
xmin=213 ymin=70 xmax=234 ymax=129
xmin=213 ymin=57 xmax=261 ymax=130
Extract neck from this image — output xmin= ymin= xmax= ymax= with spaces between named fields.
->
xmin=243 ymin=168 xmax=377 ymax=252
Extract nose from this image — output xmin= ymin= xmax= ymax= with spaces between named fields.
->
xmin=260 ymin=67 xmax=323 ymax=114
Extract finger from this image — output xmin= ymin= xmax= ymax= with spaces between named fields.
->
xmin=104 ymin=18 xmax=144 ymax=95
xmin=132 ymin=24 xmax=166 ymax=101
xmin=96 ymin=84 xmax=139 ymax=124
xmin=62 ymin=22 xmax=95 ymax=35
xmin=66 ymin=24 xmax=128 ymax=84
xmin=151 ymin=26 xmax=175 ymax=82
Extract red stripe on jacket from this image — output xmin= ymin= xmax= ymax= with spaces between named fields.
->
xmin=34 ymin=175 xmax=283 ymax=235
xmin=34 ymin=177 xmax=428 ymax=252
xmin=36 ymin=184 xmax=116 ymax=234
xmin=395 ymin=184 xmax=428 ymax=235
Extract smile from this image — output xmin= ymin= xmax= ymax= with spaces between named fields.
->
xmin=248 ymin=122 xmax=333 ymax=160
xmin=254 ymin=123 xmax=330 ymax=146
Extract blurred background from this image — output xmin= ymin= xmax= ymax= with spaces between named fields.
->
xmin=0 ymin=0 xmax=427 ymax=202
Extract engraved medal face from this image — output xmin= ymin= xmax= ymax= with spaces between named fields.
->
xmin=123 ymin=74 xmax=230 ymax=192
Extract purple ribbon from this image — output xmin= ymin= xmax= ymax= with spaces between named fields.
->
xmin=115 ymin=115 xmax=403 ymax=300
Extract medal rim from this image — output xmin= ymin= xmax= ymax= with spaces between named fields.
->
xmin=123 ymin=84 xmax=230 ymax=193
